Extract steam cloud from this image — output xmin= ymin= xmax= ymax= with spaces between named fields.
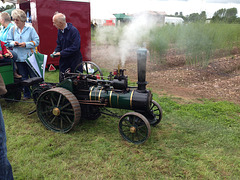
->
xmin=95 ymin=13 xmax=158 ymax=67
xmin=118 ymin=13 xmax=157 ymax=66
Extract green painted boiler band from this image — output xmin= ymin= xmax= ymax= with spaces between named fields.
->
xmin=89 ymin=86 xmax=152 ymax=110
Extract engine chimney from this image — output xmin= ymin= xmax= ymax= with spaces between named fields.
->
xmin=137 ymin=48 xmax=147 ymax=92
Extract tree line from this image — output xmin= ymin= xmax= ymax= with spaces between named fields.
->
xmin=171 ymin=7 xmax=240 ymax=23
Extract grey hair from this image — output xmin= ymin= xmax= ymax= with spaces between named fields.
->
xmin=11 ymin=9 xmax=27 ymax=22
xmin=0 ymin=12 xmax=11 ymax=23
xmin=53 ymin=12 xmax=66 ymax=23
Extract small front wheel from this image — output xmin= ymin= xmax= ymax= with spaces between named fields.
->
xmin=148 ymin=100 xmax=163 ymax=126
xmin=119 ymin=112 xmax=151 ymax=144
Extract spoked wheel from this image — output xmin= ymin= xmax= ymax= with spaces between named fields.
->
xmin=119 ymin=112 xmax=151 ymax=144
xmin=74 ymin=61 xmax=103 ymax=79
xmin=146 ymin=100 xmax=163 ymax=126
xmin=36 ymin=87 xmax=81 ymax=133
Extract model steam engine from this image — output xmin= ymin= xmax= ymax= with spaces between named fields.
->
xmin=34 ymin=49 xmax=162 ymax=144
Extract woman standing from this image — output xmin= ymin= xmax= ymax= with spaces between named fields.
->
xmin=7 ymin=9 xmax=40 ymax=100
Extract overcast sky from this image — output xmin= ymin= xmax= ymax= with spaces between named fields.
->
xmin=91 ymin=0 xmax=240 ymax=19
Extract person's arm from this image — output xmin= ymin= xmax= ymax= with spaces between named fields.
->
xmin=24 ymin=27 xmax=40 ymax=49
xmin=5 ymin=49 xmax=13 ymax=58
xmin=0 ymin=42 xmax=5 ymax=59
xmin=6 ymin=27 xmax=15 ymax=47
xmin=1 ymin=42 xmax=9 ymax=56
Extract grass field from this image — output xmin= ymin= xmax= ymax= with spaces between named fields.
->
xmin=1 ymin=70 xmax=239 ymax=179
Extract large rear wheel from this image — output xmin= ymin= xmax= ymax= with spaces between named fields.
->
xmin=36 ymin=87 xmax=81 ymax=133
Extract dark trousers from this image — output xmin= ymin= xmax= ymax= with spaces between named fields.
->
xmin=0 ymin=104 xmax=14 ymax=180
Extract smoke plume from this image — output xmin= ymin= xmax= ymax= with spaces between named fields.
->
xmin=94 ymin=12 xmax=158 ymax=67
xmin=118 ymin=13 xmax=157 ymax=66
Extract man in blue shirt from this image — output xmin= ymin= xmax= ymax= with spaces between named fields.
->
xmin=52 ymin=12 xmax=82 ymax=82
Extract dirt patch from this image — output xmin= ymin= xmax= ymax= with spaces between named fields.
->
xmin=91 ymin=43 xmax=240 ymax=104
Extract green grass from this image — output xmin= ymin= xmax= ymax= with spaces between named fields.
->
xmin=44 ymin=69 xmax=59 ymax=83
xmin=0 ymin=71 xmax=239 ymax=179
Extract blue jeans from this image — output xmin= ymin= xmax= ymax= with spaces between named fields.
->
xmin=16 ymin=62 xmax=37 ymax=98
xmin=0 ymin=104 xmax=14 ymax=180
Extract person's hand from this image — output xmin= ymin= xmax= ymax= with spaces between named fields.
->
xmin=4 ymin=53 xmax=10 ymax=57
xmin=18 ymin=42 xmax=26 ymax=47
xmin=5 ymin=52 xmax=13 ymax=58
xmin=8 ymin=52 xmax=13 ymax=58
xmin=54 ymin=52 xmax=60 ymax=56
xmin=50 ymin=51 xmax=60 ymax=58
xmin=0 ymin=54 xmax=3 ymax=59
xmin=14 ymin=41 xmax=19 ymax=46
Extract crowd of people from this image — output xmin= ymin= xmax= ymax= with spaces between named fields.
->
xmin=0 ymin=9 xmax=82 ymax=179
